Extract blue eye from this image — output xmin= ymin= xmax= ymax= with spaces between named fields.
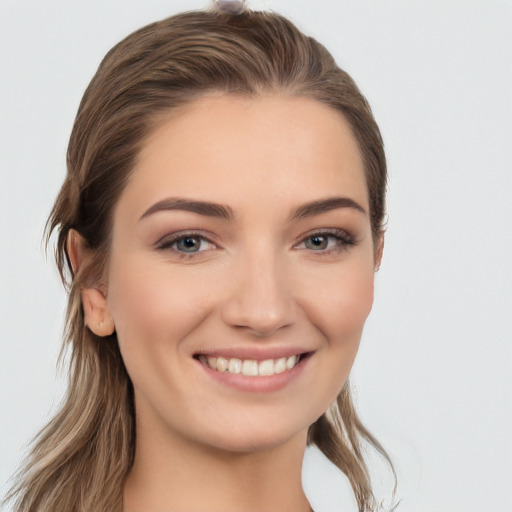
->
xmin=156 ymin=233 xmax=216 ymax=254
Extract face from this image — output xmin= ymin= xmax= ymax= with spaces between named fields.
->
xmin=99 ymin=95 xmax=378 ymax=454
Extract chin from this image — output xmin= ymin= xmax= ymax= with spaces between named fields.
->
xmin=194 ymin=419 xmax=311 ymax=456
xmin=208 ymin=434 xmax=304 ymax=456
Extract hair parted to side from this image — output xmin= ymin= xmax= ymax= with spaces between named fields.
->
xmin=6 ymin=10 xmax=395 ymax=512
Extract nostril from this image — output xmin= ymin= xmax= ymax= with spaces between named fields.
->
xmin=220 ymin=268 xmax=297 ymax=336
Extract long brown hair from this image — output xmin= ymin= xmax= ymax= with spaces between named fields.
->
xmin=7 ymin=10 xmax=395 ymax=512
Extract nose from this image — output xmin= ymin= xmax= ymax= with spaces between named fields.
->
xmin=220 ymin=249 xmax=297 ymax=337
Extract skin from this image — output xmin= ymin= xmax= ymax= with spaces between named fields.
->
xmin=73 ymin=94 xmax=382 ymax=512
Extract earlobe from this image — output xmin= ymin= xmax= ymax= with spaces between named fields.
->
xmin=82 ymin=288 xmax=115 ymax=337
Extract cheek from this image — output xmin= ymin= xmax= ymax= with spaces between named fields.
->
xmin=298 ymin=260 xmax=375 ymax=405
xmin=105 ymin=255 xmax=209 ymax=361
xmin=299 ymin=260 xmax=375 ymax=342
xmin=332 ymin=271 xmax=374 ymax=333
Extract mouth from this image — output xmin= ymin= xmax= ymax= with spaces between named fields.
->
xmin=194 ymin=352 xmax=311 ymax=377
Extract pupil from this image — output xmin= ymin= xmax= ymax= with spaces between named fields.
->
xmin=309 ymin=235 xmax=327 ymax=250
xmin=178 ymin=237 xmax=199 ymax=252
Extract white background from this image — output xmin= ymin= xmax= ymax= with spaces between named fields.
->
xmin=1 ymin=1 xmax=510 ymax=511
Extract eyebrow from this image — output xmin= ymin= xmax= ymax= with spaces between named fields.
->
xmin=139 ymin=198 xmax=235 ymax=221
xmin=290 ymin=196 xmax=366 ymax=220
xmin=139 ymin=195 xmax=366 ymax=222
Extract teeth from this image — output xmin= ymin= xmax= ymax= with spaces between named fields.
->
xmin=199 ymin=354 xmax=301 ymax=376
xmin=228 ymin=358 xmax=242 ymax=374
xmin=242 ymin=360 xmax=258 ymax=376
xmin=258 ymin=359 xmax=274 ymax=376
xmin=286 ymin=355 xmax=297 ymax=370
xmin=216 ymin=356 xmax=228 ymax=372
xmin=274 ymin=357 xmax=287 ymax=374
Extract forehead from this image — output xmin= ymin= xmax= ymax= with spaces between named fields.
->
xmin=121 ymin=94 xmax=368 ymax=218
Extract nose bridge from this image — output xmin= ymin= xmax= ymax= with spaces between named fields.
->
xmin=221 ymin=241 xmax=296 ymax=336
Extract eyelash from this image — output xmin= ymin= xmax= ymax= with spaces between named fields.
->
xmin=155 ymin=231 xmax=218 ymax=258
xmin=293 ymin=228 xmax=356 ymax=254
xmin=155 ymin=228 xmax=356 ymax=258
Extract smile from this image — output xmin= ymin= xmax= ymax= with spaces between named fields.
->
xmin=196 ymin=354 xmax=304 ymax=377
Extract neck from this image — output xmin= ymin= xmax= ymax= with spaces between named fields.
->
xmin=124 ymin=417 xmax=311 ymax=512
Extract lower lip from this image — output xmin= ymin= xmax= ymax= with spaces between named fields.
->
xmin=195 ymin=354 xmax=311 ymax=393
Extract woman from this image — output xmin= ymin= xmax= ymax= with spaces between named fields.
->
xmin=7 ymin=6 xmax=395 ymax=512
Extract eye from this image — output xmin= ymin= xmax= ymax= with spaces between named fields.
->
xmin=304 ymin=234 xmax=331 ymax=250
xmin=295 ymin=229 xmax=355 ymax=253
xmin=174 ymin=235 xmax=208 ymax=253
xmin=156 ymin=232 xmax=216 ymax=254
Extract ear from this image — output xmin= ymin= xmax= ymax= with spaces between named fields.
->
xmin=82 ymin=288 xmax=116 ymax=337
xmin=374 ymin=232 xmax=385 ymax=272
xmin=67 ymin=229 xmax=115 ymax=337
xmin=67 ymin=229 xmax=85 ymax=276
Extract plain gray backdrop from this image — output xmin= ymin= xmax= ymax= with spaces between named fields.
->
xmin=1 ymin=1 xmax=510 ymax=511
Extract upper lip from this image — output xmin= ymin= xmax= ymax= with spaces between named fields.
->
xmin=193 ymin=346 xmax=314 ymax=361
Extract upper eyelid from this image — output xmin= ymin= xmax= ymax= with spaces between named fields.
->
xmin=153 ymin=235 xmax=219 ymax=259
xmin=153 ymin=227 xmax=356 ymax=250
xmin=293 ymin=227 xmax=355 ymax=244
xmin=154 ymin=230 xmax=218 ymax=247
